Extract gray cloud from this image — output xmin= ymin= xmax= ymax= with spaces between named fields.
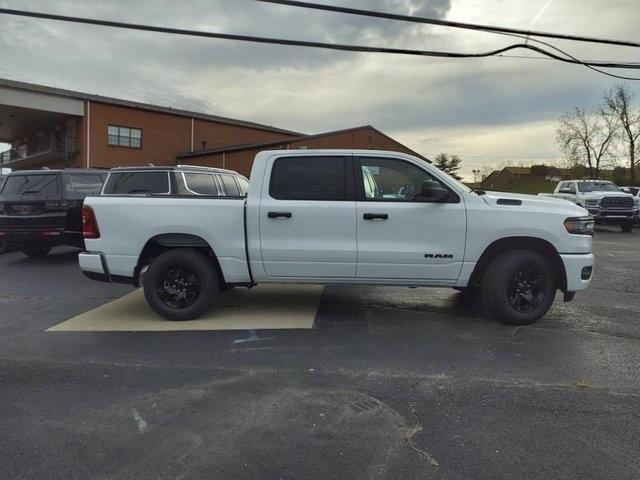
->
xmin=0 ymin=0 xmax=638 ymax=178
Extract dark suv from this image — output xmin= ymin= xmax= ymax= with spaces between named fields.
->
xmin=0 ymin=169 xmax=107 ymax=257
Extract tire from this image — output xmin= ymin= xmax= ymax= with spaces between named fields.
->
xmin=143 ymin=249 xmax=219 ymax=321
xmin=0 ymin=238 xmax=9 ymax=255
xmin=19 ymin=245 xmax=51 ymax=257
xmin=481 ymin=250 xmax=556 ymax=325
xmin=621 ymin=220 xmax=634 ymax=232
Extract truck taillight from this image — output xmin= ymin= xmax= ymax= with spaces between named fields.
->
xmin=82 ymin=206 xmax=100 ymax=239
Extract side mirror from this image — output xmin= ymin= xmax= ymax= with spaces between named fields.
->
xmin=420 ymin=180 xmax=450 ymax=202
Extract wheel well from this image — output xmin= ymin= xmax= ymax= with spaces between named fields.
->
xmin=469 ymin=237 xmax=567 ymax=291
xmin=134 ymin=234 xmax=225 ymax=288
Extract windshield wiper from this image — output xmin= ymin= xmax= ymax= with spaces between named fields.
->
xmin=470 ymin=188 xmax=486 ymax=195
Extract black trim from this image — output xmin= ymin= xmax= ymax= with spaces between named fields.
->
xmin=354 ymin=156 xmax=460 ymax=204
xmin=82 ymin=270 xmax=135 ymax=285
xmin=496 ymin=198 xmax=522 ymax=206
xmin=242 ymin=199 xmax=255 ymax=286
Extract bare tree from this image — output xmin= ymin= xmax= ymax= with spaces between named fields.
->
xmin=556 ymin=107 xmax=618 ymax=179
xmin=603 ymin=84 xmax=640 ymax=185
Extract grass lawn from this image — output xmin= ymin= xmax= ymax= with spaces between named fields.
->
xmin=498 ymin=180 xmax=557 ymax=195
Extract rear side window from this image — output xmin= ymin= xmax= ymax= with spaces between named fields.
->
xmin=236 ymin=177 xmax=249 ymax=196
xmin=2 ymin=174 xmax=60 ymax=197
xmin=182 ymin=173 xmax=220 ymax=195
xmin=65 ymin=174 xmax=105 ymax=196
xmin=270 ymin=157 xmax=347 ymax=201
xmin=103 ymin=171 xmax=170 ymax=195
xmin=220 ymin=175 xmax=240 ymax=196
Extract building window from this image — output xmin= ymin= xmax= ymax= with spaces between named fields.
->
xmin=107 ymin=125 xmax=142 ymax=148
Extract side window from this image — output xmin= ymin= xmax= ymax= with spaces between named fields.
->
xmin=359 ymin=157 xmax=444 ymax=202
xmin=568 ymin=182 xmax=576 ymax=194
xmin=103 ymin=172 xmax=170 ymax=194
xmin=220 ymin=175 xmax=241 ymax=196
xmin=270 ymin=156 xmax=348 ymax=201
xmin=235 ymin=177 xmax=249 ymax=196
xmin=65 ymin=174 xmax=104 ymax=196
xmin=182 ymin=173 xmax=220 ymax=195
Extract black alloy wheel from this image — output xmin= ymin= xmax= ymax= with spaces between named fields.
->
xmin=156 ymin=265 xmax=202 ymax=310
xmin=506 ymin=265 xmax=546 ymax=314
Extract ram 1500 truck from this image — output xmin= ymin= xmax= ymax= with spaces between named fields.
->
xmin=79 ymin=150 xmax=595 ymax=325
xmin=540 ymin=180 xmax=638 ymax=232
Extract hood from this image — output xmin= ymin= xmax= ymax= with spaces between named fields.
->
xmin=481 ymin=191 xmax=587 ymax=216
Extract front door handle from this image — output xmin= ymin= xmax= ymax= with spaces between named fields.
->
xmin=268 ymin=211 xmax=292 ymax=219
xmin=363 ymin=213 xmax=389 ymax=220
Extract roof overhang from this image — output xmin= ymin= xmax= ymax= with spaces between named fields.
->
xmin=0 ymin=86 xmax=84 ymax=142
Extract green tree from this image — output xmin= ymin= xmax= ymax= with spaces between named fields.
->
xmin=530 ymin=164 xmax=550 ymax=176
xmin=434 ymin=153 xmax=462 ymax=180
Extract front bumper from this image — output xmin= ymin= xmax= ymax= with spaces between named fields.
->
xmin=585 ymin=207 xmax=639 ymax=224
xmin=561 ymin=253 xmax=594 ymax=292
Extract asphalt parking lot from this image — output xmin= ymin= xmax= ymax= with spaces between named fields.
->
xmin=1 ymin=228 xmax=639 ymax=480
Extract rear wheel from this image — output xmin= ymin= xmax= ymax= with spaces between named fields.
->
xmin=19 ymin=245 xmax=51 ymax=258
xmin=481 ymin=250 xmax=556 ymax=325
xmin=621 ymin=220 xmax=634 ymax=232
xmin=143 ymin=249 xmax=219 ymax=321
xmin=0 ymin=238 xmax=9 ymax=255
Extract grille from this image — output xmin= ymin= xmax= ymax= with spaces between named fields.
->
xmin=600 ymin=196 xmax=634 ymax=209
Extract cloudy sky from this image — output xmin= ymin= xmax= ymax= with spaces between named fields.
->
xmin=1 ymin=0 xmax=638 ymax=179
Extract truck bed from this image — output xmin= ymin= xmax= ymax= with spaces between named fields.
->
xmin=84 ymin=196 xmax=250 ymax=282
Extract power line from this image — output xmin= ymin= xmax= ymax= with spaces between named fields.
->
xmin=0 ymin=7 xmax=638 ymax=80
xmin=253 ymin=0 xmax=640 ymax=80
xmin=253 ymin=0 xmax=640 ymax=48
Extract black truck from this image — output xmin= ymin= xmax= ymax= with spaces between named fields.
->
xmin=0 ymin=169 xmax=107 ymax=257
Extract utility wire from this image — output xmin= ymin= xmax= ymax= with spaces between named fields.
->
xmin=0 ymin=7 xmax=638 ymax=80
xmin=253 ymin=0 xmax=640 ymax=80
xmin=253 ymin=0 xmax=640 ymax=48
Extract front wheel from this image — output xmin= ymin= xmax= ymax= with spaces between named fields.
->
xmin=143 ymin=249 xmax=219 ymax=321
xmin=481 ymin=250 xmax=556 ymax=325
xmin=19 ymin=245 xmax=51 ymax=258
xmin=621 ymin=220 xmax=634 ymax=232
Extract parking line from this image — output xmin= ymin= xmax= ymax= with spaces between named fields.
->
xmin=47 ymin=284 xmax=323 ymax=332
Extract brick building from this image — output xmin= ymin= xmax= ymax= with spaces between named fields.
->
xmin=0 ymin=78 xmax=425 ymax=176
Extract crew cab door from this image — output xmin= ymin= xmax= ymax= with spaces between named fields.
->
xmin=556 ymin=181 xmax=577 ymax=202
xmin=259 ymin=155 xmax=357 ymax=278
xmin=355 ymin=156 xmax=466 ymax=282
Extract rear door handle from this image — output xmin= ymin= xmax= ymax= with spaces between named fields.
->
xmin=363 ymin=213 xmax=388 ymax=220
xmin=268 ymin=211 xmax=292 ymax=219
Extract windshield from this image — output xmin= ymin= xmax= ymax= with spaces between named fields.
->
xmin=577 ymin=182 xmax=619 ymax=193
xmin=1 ymin=174 xmax=60 ymax=197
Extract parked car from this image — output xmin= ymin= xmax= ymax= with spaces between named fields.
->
xmin=79 ymin=150 xmax=594 ymax=326
xmin=540 ymin=180 xmax=638 ymax=232
xmin=0 ymin=169 xmax=107 ymax=257
xmin=101 ymin=165 xmax=249 ymax=197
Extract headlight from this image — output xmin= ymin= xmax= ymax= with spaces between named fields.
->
xmin=585 ymin=199 xmax=599 ymax=207
xmin=564 ymin=216 xmax=595 ymax=235
xmin=634 ymin=198 xmax=640 ymax=209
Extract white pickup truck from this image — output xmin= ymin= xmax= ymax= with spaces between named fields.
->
xmin=79 ymin=150 xmax=595 ymax=325
xmin=540 ymin=180 xmax=639 ymax=232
